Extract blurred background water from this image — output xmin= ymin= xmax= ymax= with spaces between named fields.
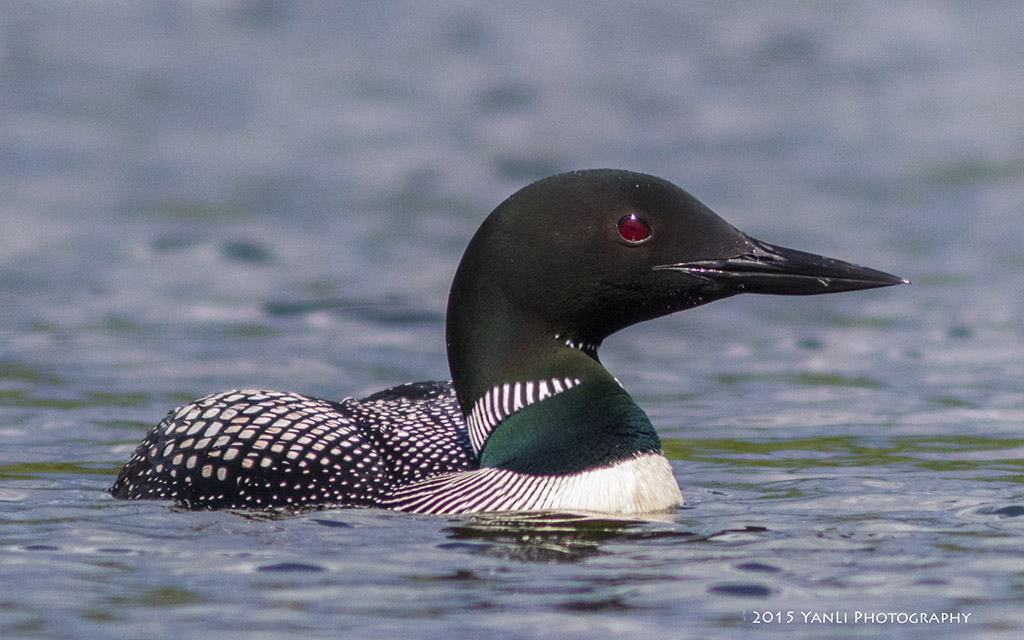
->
xmin=1 ymin=1 xmax=1023 ymax=638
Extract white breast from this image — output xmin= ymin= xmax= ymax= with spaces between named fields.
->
xmin=380 ymin=451 xmax=684 ymax=515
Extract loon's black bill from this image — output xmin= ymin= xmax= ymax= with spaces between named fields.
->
xmin=655 ymin=238 xmax=908 ymax=295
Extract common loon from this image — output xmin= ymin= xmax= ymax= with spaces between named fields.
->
xmin=110 ymin=169 xmax=905 ymax=515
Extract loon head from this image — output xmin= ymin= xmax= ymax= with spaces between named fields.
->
xmin=445 ymin=169 xmax=905 ymax=472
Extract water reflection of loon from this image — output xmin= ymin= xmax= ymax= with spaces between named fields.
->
xmin=110 ymin=170 xmax=906 ymax=514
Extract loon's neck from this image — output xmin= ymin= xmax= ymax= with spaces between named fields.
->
xmin=448 ymin=312 xmax=603 ymax=416
xmin=477 ymin=362 xmax=663 ymax=474
xmin=449 ymin=317 xmax=663 ymax=471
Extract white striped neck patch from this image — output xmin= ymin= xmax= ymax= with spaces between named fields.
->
xmin=465 ymin=377 xmax=582 ymax=455
xmin=553 ymin=333 xmax=599 ymax=355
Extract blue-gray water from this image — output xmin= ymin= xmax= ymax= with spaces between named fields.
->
xmin=2 ymin=2 xmax=1023 ymax=638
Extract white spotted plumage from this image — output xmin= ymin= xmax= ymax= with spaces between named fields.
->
xmin=110 ymin=383 xmax=475 ymax=510
xmin=110 ymin=378 xmax=683 ymax=516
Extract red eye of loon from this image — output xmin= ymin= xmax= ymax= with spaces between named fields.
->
xmin=617 ymin=213 xmax=651 ymax=244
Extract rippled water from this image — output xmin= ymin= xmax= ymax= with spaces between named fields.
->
xmin=2 ymin=2 xmax=1023 ymax=638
